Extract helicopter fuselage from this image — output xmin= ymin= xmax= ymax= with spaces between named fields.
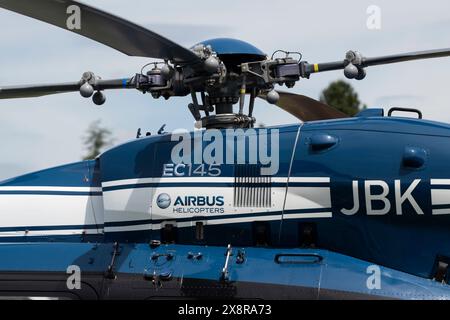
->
xmin=1 ymin=110 xmax=450 ymax=298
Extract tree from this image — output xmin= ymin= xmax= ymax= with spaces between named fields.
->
xmin=82 ymin=120 xmax=113 ymax=160
xmin=320 ymin=80 xmax=364 ymax=116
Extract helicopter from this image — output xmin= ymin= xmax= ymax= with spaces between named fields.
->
xmin=1 ymin=0 xmax=450 ymax=300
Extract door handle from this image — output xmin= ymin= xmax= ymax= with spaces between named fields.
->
xmin=309 ymin=134 xmax=338 ymax=151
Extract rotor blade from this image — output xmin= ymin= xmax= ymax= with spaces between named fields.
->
xmin=259 ymin=91 xmax=348 ymax=122
xmin=303 ymin=48 xmax=450 ymax=75
xmin=0 ymin=78 xmax=133 ymax=99
xmin=363 ymin=48 xmax=450 ymax=67
xmin=0 ymin=0 xmax=200 ymax=64
xmin=0 ymin=83 xmax=80 ymax=99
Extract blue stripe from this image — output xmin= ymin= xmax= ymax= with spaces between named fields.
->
xmin=284 ymin=208 xmax=331 ymax=215
xmin=432 ymin=204 xmax=450 ymax=209
xmin=431 ymin=185 xmax=450 ymax=189
xmin=103 ymin=183 xmax=154 ymax=192
xmin=0 ymin=191 xmax=102 ymax=196
xmin=105 ymin=219 xmax=152 ymax=227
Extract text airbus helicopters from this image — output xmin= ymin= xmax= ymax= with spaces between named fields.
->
xmin=1 ymin=0 xmax=450 ymax=300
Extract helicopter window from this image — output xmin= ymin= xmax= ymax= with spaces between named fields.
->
xmin=253 ymin=222 xmax=271 ymax=246
xmin=195 ymin=222 xmax=204 ymax=241
xmin=161 ymin=223 xmax=177 ymax=244
xmin=234 ymin=164 xmax=271 ymax=208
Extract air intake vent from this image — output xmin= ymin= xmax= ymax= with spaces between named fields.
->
xmin=234 ymin=164 xmax=271 ymax=207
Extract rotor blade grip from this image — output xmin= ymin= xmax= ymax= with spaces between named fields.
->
xmin=301 ymin=61 xmax=346 ymax=77
xmin=95 ymin=78 xmax=134 ymax=90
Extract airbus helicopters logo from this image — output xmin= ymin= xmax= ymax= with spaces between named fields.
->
xmin=156 ymin=193 xmax=171 ymax=209
xmin=156 ymin=193 xmax=225 ymax=214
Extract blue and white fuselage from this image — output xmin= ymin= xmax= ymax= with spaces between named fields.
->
xmin=1 ymin=112 xmax=450 ymax=299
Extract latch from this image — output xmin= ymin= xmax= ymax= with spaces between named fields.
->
xmin=220 ymin=244 xmax=233 ymax=282
xmin=104 ymin=242 xmax=121 ymax=280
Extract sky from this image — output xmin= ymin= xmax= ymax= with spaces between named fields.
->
xmin=1 ymin=0 xmax=450 ymax=180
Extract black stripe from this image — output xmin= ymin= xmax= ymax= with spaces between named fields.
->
xmin=430 ymin=185 xmax=450 ymax=189
xmin=431 ymin=204 xmax=450 ymax=210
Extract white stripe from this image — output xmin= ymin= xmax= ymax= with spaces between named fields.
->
xmin=0 ymin=229 xmax=100 ymax=237
xmin=104 ymin=224 xmax=152 ymax=233
xmin=284 ymin=212 xmax=332 ymax=219
xmin=206 ymin=215 xmax=282 ymax=225
xmin=103 ymin=186 xmax=152 ymax=221
xmin=156 ymin=177 xmax=234 ymax=183
xmin=0 ymin=195 xmax=102 ymax=227
xmin=174 ymin=221 xmax=193 ymax=228
xmin=431 ymin=189 xmax=450 ymax=206
xmin=102 ymin=176 xmax=328 ymax=188
xmin=430 ymin=179 xmax=450 ymax=185
xmin=285 ymin=187 xmax=331 ymax=210
xmin=289 ymin=177 xmax=330 ymax=183
xmin=271 ymin=177 xmax=288 ymax=183
xmin=0 ymin=186 xmax=102 ymax=192
xmin=150 ymin=221 xmax=195 ymax=229
xmin=432 ymin=208 xmax=450 ymax=215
